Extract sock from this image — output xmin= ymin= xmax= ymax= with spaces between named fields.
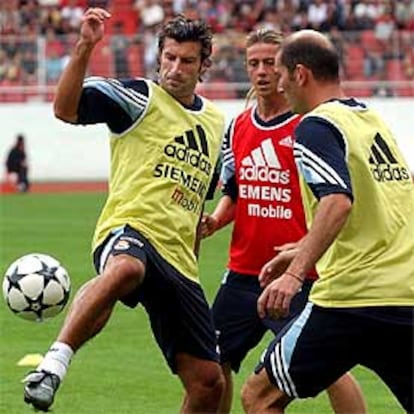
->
xmin=37 ymin=341 xmax=74 ymax=381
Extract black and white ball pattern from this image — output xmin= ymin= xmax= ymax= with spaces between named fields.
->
xmin=2 ymin=253 xmax=71 ymax=322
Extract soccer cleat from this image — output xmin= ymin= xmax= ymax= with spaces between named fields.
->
xmin=23 ymin=370 xmax=60 ymax=412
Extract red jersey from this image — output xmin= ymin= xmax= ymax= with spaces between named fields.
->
xmin=221 ymin=105 xmax=317 ymax=280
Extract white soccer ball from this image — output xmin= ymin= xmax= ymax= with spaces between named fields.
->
xmin=2 ymin=253 xmax=71 ymax=322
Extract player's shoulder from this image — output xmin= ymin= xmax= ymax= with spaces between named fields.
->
xmin=120 ymin=77 xmax=150 ymax=96
xmin=83 ymin=76 xmax=151 ymax=100
xmin=307 ymin=98 xmax=368 ymax=119
xmin=298 ymin=98 xmax=370 ymax=139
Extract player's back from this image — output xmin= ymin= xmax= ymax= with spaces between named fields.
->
xmin=301 ymin=100 xmax=414 ymax=308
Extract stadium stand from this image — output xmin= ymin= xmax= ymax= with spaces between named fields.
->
xmin=0 ymin=0 xmax=413 ymax=101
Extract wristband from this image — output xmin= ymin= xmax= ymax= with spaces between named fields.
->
xmin=285 ymin=271 xmax=304 ymax=283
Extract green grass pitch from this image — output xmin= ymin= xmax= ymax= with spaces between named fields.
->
xmin=0 ymin=193 xmax=403 ymax=413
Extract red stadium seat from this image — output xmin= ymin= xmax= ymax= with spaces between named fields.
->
xmin=127 ymin=44 xmax=144 ymax=77
xmin=89 ymin=38 xmax=114 ymax=77
xmin=386 ymin=59 xmax=406 ymax=81
xmin=360 ymin=30 xmax=384 ymax=53
xmin=396 ymin=86 xmax=414 ymax=97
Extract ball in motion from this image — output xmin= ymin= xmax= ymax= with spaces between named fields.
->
xmin=2 ymin=253 xmax=71 ymax=322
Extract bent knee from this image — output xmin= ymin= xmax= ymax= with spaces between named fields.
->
xmin=241 ymin=371 xmax=291 ymax=414
xmin=102 ymin=254 xmax=145 ymax=294
xmin=241 ymin=375 xmax=259 ymax=414
xmin=187 ymin=369 xmax=225 ymax=403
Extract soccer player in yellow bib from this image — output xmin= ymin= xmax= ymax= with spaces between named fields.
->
xmin=23 ymin=9 xmax=226 ymax=413
xmin=241 ymin=30 xmax=414 ymax=413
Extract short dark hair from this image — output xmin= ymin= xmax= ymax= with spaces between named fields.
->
xmin=158 ymin=15 xmax=213 ymax=64
xmin=280 ymin=38 xmax=339 ymax=82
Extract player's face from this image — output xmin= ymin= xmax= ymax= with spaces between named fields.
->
xmin=246 ymin=42 xmax=281 ymax=99
xmin=158 ymin=38 xmax=204 ymax=105
xmin=275 ymin=52 xmax=306 ymax=114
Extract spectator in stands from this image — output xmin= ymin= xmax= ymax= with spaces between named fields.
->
xmin=363 ymin=48 xmax=384 ymax=77
xmin=5 ymin=134 xmax=30 ymax=192
xmin=135 ymin=0 xmax=164 ymax=29
xmin=0 ymin=0 xmax=413 ymax=99
xmin=319 ymin=0 xmax=345 ymax=31
xmin=353 ymin=0 xmax=380 ymax=29
xmin=328 ymin=26 xmax=345 ymax=75
xmin=0 ymin=0 xmax=21 ymax=35
xmin=374 ymin=4 xmax=395 ymax=44
xmin=135 ymin=0 xmax=164 ymax=78
xmin=61 ymin=0 xmax=84 ymax=31
xmin=307 ymin=0 xmax=328 ymax=30
xmin=395 ymin=0 xmax=414 ymax=29
xmin=291 ymin=9 xmax=312 ymax=31
xmin=111 ymin=21 xmax=130 ymax=78
xmin=45 ymin=28 xmax=64 ymax=81
xmin=40 ymin=4 xmax=63 ymax=34
xmin=403 ymin=46 xmax=414 ymax=79
xmin=259 ymin=9 xmax=283 ymax=32
xmin=0 ymin=50 xmax=8 ymax=81
xmin=19 ymin=0 xmax=41 ymax=30
xmin=230 ymin=2 xmax=259 ymax=33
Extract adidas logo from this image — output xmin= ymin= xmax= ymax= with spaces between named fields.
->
xmin=239 ymin=138 xmax=290 ymax=184
xmin=175 ymin=125 xmax=209 ymax=156
xmin=164 ymin=125 xmax=211 ymax=175
xmin=368 ymin=133 xmax=410 ymax=182
xmin=279 ymin=135 xmax=293 ymax=148
xmin=241 ymin=138 xmax=281 ymax=168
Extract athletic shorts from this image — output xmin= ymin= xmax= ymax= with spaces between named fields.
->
xmin=212 ymin=270 xmax=313 ymax=372
xmin=256 ymin=303 xmax=413 ymax=412
xmin=93 ymin=225 xmax=220 ymax=373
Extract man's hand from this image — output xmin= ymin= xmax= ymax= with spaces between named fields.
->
xmin=258 ymin=243 xmax=298 ymax=288
xmin=200 ymin=214 xmax=220 ymax=238
xmin=257 ymin=273 xmax=303 ymax=319
xmin=80 ymin=8 xmax=111 ymax=46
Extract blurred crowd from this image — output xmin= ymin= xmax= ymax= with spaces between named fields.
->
xmin=0 ymin=0 xmax=413 ymax=99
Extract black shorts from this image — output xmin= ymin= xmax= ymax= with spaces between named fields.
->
xmin=256 ymin=303 xmax=413 ymax=412
xmin=93 ymin=225 xmax=219 ymax=373
xmin=212 ymin=270 xmax=313 ymax=372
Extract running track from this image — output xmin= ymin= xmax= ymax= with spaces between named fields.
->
xmin=1 ymin=181 xmax=107 ymax=194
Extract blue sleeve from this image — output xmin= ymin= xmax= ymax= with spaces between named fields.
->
xmin=220 ymin=120 xmax=238 ymax=201
xmin=206 ymin=161 xmax=221 ymax=200
xmin=77 ymin=77 xmax=150 ymax=134
xmin=294 ymin=116 xmax=353 ymax=201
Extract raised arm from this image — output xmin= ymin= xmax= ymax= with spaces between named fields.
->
xmin=54 ymin=8 xmax=111 ymax=123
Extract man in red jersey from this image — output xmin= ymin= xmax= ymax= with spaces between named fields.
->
xmin=201 ymin=28 xmax=366 ymax=414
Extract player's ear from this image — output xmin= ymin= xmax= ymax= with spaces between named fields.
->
xmin=294 ymin=64 xmax=308 ymax=86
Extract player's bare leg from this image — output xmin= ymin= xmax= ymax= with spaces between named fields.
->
xmin=177 ymin=353 xmax=224 ymax=413
xmin=241 ymin=369 xmax=293 ymax=414
xmin=327 ymin=372 xmax=367 ymax=414
xmin=217 ymin=362 xmax=233 ymax=413
xmin=23 ymin=254 xmax=145 ymax=411
xmin=57 ymin=254 xmax=145 ymax=349
xmin=241 ymin=368 xmax=366 ymax=414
